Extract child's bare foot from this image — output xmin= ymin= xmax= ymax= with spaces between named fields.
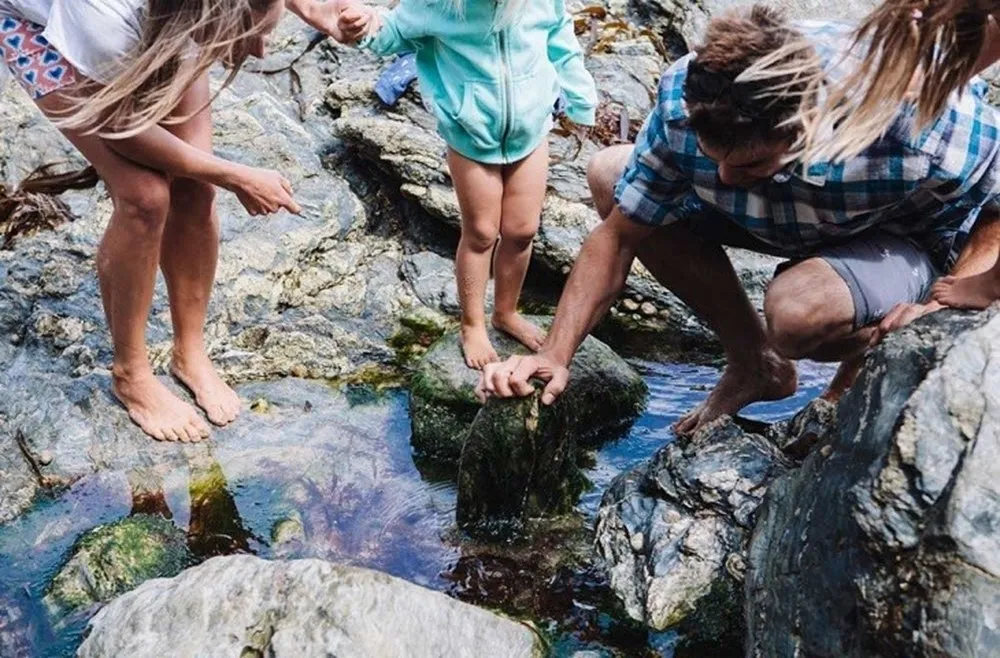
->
xmin=170 ymin=351 xmax=242 ymax=427
xmin=461 ymin=324 xmax=499 ymax=370
xmin=112 ymin=367 xmax=211 ymax=442
xmin=492 ymin=312 xmax=546 ymax=352
xmin=931 ymin=272 xmax=1000 ymax=311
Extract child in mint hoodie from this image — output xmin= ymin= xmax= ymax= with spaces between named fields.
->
xmin=338 ymin=0 xmax=598 ymax=369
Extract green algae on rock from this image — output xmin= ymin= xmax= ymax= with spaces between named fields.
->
xmin=457 ymin=390 xmax=592 ymax=534
xmin=44 ymin=514 xmax=192 ymax=616
xmin=410 ymin=321 xmax=648 ymax=465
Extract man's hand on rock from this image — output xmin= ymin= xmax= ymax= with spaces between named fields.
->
xmin=476 ymin=353 xmax=570 ymax=406
xmin=871 ymin=300 xmax=944 ymax=345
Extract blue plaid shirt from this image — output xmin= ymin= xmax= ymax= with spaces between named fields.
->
xmin=614 ymin=21 xmax=1000 ymax=270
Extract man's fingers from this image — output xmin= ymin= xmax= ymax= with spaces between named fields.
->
xmin=540 ymin=369 xmax=569 ymax=406
xmin=509 ymin=357 xmax=541 ymax=397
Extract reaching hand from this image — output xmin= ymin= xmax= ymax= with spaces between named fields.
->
xmin=870 ymin=300 xmax=943 ymax=346
xmin=476 ymin=353 xmax=570 ymax=406
xmin=338 ymin=1 xmax=379 ymax=43
xmin=226 ymin=165 xmax=302 ymax=216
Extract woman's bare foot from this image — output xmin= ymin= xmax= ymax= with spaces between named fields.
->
xmin=461 ymin=324 xmax=500 ymax=370
xmin=931 ymin=272 xmax=1000 ymax=310
xmin=492 ymin=312 xmax=546 ymax=352
xmin=674 ymin=350 xmax=798 ymax=436
xmin=112 ymin=367 xmax=211 ymax=442
xmin=170 ymin=351 xmax=242 ymax=427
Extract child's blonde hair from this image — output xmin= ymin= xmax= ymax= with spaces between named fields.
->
xmin=789 ymin=0 xmax=995 ymax=163
xmin=57 ymin=0 xmax=280 ymax=139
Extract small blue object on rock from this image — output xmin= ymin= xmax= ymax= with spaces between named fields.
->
xmin=374 ymin=53 xmax=418 ymax=106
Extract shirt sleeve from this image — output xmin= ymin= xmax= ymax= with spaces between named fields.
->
xmin=546 ymin=0 xmax=597 ymax=126
xmin=43 ymin=0 xmax=144 ymax=85
xmin=613 ymin=103 xmax=693 ymax=227
xmin=363 ymin=0 xmax=430 ymax=57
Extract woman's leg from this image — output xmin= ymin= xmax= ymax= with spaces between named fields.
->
xmin=159 ymin=74 xmax=241 ymax=426
xmin=492 ymin=142 xmax=549 ymax=350
xmin=35 ymin=94 xmax=210 ymax=442
xmin=447 ymin=148 xmax=504 ymax=370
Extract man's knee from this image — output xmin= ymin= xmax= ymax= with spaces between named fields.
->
xmin=587 ymin=145 xmax=633 ymax=220
xmin=764 ymin=261 xmax=855 ymax=359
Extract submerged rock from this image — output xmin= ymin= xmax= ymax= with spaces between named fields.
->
xmin=595 ymin=417 xmax=791 ymax=641
xmin=44 ymin=514 xmax=191 ymax=616
xmin=410 ymin=321 xmax=647 ymax=464
xmin=748 ymin=309 xmax=1000 ymax=657
xmin=78 ymin=555 xmax=544 ymax=658
xmin=456 ymin=390 xmax=592 ymax=533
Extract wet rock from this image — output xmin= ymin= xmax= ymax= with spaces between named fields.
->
xmin=410 ymin=320 xmax=647 ymax=464
xmin=78 ymin=555 xmax=544 ymax=658
xmin=627 ymin=0 xmax=877 ymax=53
xmin=456 ymin=390 xmax=591 ymax=533
xmin=595 ymin=417 xmax=791 ymax=639
xmin=44 ymin=514 xmax=192 ymax=616
xmin=747 ymin=309 xmax=1000 ymax=657
xmin=401 ymin=250 xmax=495 ymax=316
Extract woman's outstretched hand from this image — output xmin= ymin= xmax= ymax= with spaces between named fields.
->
xmin=225 ymin=165 xmax=302 ymax=216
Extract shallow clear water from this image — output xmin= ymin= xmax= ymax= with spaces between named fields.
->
xmin=0 ymin=361 xmax=836 ymax=657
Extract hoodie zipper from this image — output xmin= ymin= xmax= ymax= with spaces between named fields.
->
xmin=497 ymin=18 xmax=513 ymax=161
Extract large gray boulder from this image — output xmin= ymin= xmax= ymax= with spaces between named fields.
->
xmin=78 ymin=555 xmax=544 ymax=658
xmin=747 ymin=308 xmax=1000 ymax=657
xmin=594 ymin=414 xmax=796 ymax=642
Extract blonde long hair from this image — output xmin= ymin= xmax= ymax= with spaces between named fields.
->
xmin=780 ymin=0 xmax=996 ymax=163
xmin=56 ymin=0 xmax=278 ymax=139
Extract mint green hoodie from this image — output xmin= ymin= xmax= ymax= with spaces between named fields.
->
xmin=364 ymin=0 xmax=598 ymax=164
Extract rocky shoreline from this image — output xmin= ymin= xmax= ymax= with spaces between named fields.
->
xmin=4 ymin=1 xmax=1000 ymax=656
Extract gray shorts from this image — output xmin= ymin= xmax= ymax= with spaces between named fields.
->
xmin=683 ymin=217 xmax=941 ymax=330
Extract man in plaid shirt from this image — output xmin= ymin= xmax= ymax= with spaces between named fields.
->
xmin=480 ymin=5 xmax=1000 ymax=433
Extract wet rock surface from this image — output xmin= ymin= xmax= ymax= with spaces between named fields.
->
xmin=78 ymin=555 xmax=544 ymax=658
xmin=410 ymin=321 xmax=647 ymax=464
xmin=747 ymin=308 xmax=1000 ymax=657
xmin=594 ymin=414 xmax=796 ymax=642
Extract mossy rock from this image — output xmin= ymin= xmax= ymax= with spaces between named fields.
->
xmin=456 ymin=390 xmax=592 ymax=534
xmin=410 ymin=318 xmax=648 ymax=465
xmin=45 ymin=514 xmax=192 ymax=616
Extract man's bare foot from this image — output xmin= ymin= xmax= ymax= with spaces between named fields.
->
xmin=112 ymin=367 xmax=211 ymax=442
xmin=461 ymin=324 xmax=500 ymax=370
xmin=931 ymin=272 xmax=1000 ymax=310
xmin=170 ymin=351 xmax=242 ymax=427
xmin=674 ymin=351 xmax=798 ymax=436
xmin=492 ymin=312 xmax=546 ymax=352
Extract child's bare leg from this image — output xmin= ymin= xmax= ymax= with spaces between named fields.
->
xmin=448 ymin=149 xmax=503 ymax=369
xmin=931 ymin=263 xmax=1000 ymax=310
xmin=492 ymin=143 xmax=549 ymax=351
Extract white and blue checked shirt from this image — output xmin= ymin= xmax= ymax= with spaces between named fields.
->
xmin=614 ymin=21 xmax=1000 ymax=270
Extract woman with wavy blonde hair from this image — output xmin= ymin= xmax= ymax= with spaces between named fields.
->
xmin=781 ymin=0 xmax=1000 ymax=309
xmin=0 ymin=0 xmax=344 ymax=441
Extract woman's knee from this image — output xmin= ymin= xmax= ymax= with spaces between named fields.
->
xmin=170 ymin=178 xmax=216 ymax=219
xmin=111 ymin=172 xmax=172 ymax=234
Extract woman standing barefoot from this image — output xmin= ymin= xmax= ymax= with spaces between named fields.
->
xmin=0 ymin=0 xmax=304 ymax=441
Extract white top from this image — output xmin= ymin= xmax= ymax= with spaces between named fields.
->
xmin=0 ymin=0 xmax=146 ymax=84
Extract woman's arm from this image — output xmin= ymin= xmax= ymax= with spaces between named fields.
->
xmin=107 ymin=125 xmax=301 ymax=215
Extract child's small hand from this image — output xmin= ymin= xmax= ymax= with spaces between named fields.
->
xmin=338 ymin=2 xmax=379 ymax=43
